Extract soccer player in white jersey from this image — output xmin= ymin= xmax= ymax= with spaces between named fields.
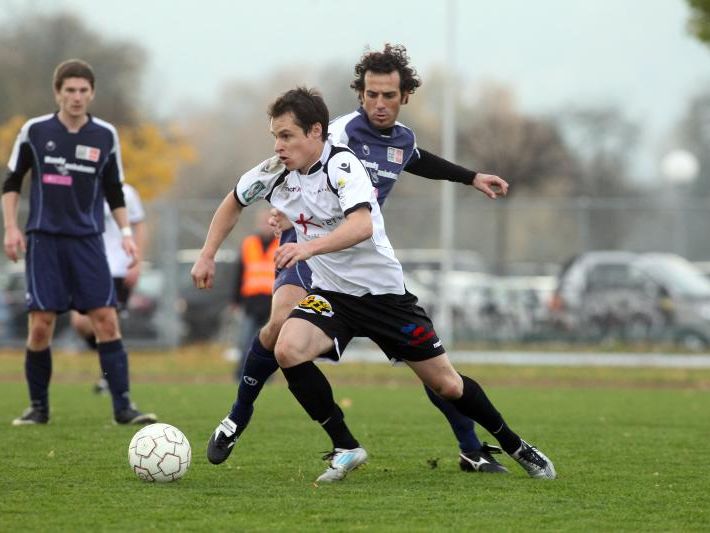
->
xmin=70 ymin=183 xmax=146 ymax=393
xmin=191 ymin=87 xmax=555 ymax=481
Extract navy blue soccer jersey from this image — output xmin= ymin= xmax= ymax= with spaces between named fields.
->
xmin=329 ymin=107 xmax=420 ymax=206
xmin=4 ymin=113 xmax=124 ymax=236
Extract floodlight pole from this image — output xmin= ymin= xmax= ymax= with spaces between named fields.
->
xmin=437 ymin=0 xmax=456 ymax=346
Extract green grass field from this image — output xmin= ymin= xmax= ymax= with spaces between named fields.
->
xmin=1 ymin=347 xmax=709 ymax=531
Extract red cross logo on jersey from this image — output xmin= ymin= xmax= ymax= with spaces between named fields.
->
xmin=294 ymin=213 xmax=322 ymax=235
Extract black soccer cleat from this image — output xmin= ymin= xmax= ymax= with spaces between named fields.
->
xmin=114 ymin=407 xmax=158 ymax=425
xmin=207 ymin=417 xmax=239 ymax=465
xmin=12 ymin=406 xmax=49 ymax=426
xmin=459 ymin=443 xmax=509 ymax=473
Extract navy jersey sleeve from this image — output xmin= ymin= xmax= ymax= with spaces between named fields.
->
xmin=2 ymin=132 xmax=34 ymax=193
xmin=404 ymin=148 xmax=476 ymax=185
xmin=103 ymin=153 xmax=126 ymax=209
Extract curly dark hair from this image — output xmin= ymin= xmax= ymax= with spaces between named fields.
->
xmin=268 ymin=87 xmax=329 ymax=141
xmin=350 ymin=44 xmax=421 ymax=98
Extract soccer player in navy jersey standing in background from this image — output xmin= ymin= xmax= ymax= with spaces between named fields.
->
xmin=2 ymin=59 xmax=157 ymax=426
xmin=205 ymin=44 xmax=512 ymax=474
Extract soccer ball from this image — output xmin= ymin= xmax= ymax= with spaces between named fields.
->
xmin=128 ymin=423 xmax=191 ymax=482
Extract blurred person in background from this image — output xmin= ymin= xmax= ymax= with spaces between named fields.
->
xmin=70 ymin=183 xmax=146 ymax=394
xmin=1 ymin=59 xmax=157 ymax=426
xmin=230 ymin=208 xmax=278 ymax=380
xmin=205 ymin=44 xmax=510 ymax=474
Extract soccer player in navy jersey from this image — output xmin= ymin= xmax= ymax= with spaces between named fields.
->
xmin=1 ymin=59 xmax=157 ymax=426
xmin=205 ymin=45 xmax=510 ymax=473
xmin=192 ymin=87 xmax=555 ymax=482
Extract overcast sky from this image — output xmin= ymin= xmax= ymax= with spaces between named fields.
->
xmin=3 ymin=0 xmax=710 ymax=180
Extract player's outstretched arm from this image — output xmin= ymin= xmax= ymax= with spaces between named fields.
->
xmin=191 ymin=192 xmax=243 ymax=289
xmin=405 ymin=148 xmax=509 ymax=199
xmin=274 ymin=207 xmax=372 ymax=269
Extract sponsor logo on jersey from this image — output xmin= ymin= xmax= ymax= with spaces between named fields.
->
xmin=294 ymin=213 xmax=322 ymax=235
xmin=297 ymin=294 xmax=334 ymax=317
xmin=75 ymin=144 xmax=101 ymax=162
xmin=387 ymin=146 xmax=404 ymax=164
xmin=45 ymin=140 xmax=56 ymax=152
xmin=42 ymin=173 xmax=73 ymax=186
xmin=337 ymin=177 xmax=347 ymax=188
xmin=243 ymin=182 xmax=266 ymax=203
xmin=338 ymin=162 xmax=351 ymax=173
xmin=362 ymin=144 xmax=370 ymax=156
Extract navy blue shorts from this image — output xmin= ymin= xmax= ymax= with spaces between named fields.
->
xmin=25 ymin=232 xmax=116 ymax=313
xmin=273 ymin=260 xmax=312 ymax=293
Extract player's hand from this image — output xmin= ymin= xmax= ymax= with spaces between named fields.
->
xmin=3 ymin=226 xmax=26 ymax=262
xmin=268 ymin=208 xmax=292 ymax=238
xmin=473 ymin=173 xmax=509 ymax=199
xmin=124 ymin=263 xmax=141 ymax=289
xmin=191 ymin=255 xmax=215 ymax=289
xmin=274 ymin=242 xmax=312 ymax=269
xmin=122 ymin=235 xmax=138 ymax=268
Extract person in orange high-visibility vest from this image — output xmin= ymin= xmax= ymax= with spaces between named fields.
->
xmin=232 ymin=209 xmax=279 ymax=379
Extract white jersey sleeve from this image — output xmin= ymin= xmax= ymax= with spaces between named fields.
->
xmin=123 ymin=184 xmax=145 ymax=224
xmin=326 ymin=148 xmax=375 ymax=216
xmin=234 ymin=156 xmax=286 ymax=206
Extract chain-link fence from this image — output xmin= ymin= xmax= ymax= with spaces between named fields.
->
xmin=2 ymin=194 xmax=710 ymax=349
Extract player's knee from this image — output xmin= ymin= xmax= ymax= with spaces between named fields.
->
xmin=91 ymin=309 xmax=120 ymax=340
xmin=27 ymin=314 xmax=54 ymax=347
xmin=428 ymin=375 xmax=463 ymax=400
xmin=274 ymin=336 xmax=304 ymax=368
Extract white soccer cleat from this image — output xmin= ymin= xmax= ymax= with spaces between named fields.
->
xmin=511 ymin=439 xmax=556 ymax=479
xmin=316 ymin=447 xmax=368 ymax=482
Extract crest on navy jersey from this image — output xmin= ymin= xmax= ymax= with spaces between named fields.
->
xmin=45 ymin=140 xmax=56 ymax=152
xmin=387 ymin=147 xmax=403 ymax=164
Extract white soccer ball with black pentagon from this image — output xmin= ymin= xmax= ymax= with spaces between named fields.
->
xmin=128 ymin=423 xmax=191 ymax=482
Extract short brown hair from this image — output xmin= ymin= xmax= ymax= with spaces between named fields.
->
xmin=53 ymin=59 xmax=95 ymax=91
xmin=268 ymin=87 xmax=329 ymax=141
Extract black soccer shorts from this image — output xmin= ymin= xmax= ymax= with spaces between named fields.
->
xmin=288 ymin=288 xmax=446 ymax=362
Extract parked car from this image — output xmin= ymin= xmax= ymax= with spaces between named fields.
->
xmin=549 ymin=251 xmax=710 ymax=349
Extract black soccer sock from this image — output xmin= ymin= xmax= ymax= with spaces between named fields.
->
xmin=449 ymin=375 xmax=522 ymax=455
xmin=97 ymin=339 xmax=131 ymax=413
xmin=424 ymin=385 xmax=481 ymax=453
xmin=229 ymin=334 xmax=280 ymax=434
xmin=282 ymin=361 xmax=359 ymax=450
xmin=25 ymin=347 xmax=51 ymax=410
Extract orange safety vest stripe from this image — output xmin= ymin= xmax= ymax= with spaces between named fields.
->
xmin=241 ymin=235 xmax=278 ymax=297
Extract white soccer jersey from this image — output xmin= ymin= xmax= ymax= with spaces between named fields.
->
xmin=235 ymin=139 xmax=405 ymax=296
xmin=103 ymin=184 xmax=145 ymax=277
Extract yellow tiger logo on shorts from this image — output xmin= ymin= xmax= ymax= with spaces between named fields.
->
xmin=297 ymin=294 xmax=334 ymax=317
